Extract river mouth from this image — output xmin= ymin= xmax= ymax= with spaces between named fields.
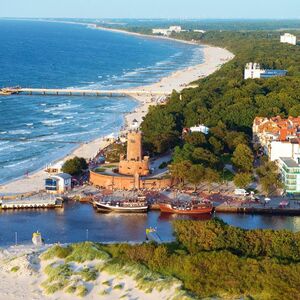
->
xmin=0 ymin=200 xmax=299 ymax=247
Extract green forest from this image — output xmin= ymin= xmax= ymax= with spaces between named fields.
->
xmin=139 ymin=30 xmax=300 ymax=192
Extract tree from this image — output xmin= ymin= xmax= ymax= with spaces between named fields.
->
xmin=62 ymin=157 xmax=88 ymax=176
xmin=256 ymin=161 xmax=283 ymax=195
xmin=289 ymin=104 xmax=300 ymax=117
xmin=234 ymin=173 xmax=252 ymax=188
xmin=232 ymin=144 xmax=254 ymax=172
xmin=187 ymin=164 xmax=205 ymax=191
xmin=169 ymin=160 xmax=192 ymax=186
xmin=208 ymin=136 xmax=223 ymax=154
xmin=204 ymin=168 xmax=221 ymax=192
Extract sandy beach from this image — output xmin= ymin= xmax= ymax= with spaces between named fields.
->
xmin=0 ymin=25 xmax=234 ymax=195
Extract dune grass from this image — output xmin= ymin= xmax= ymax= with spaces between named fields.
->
xmin=113 ymin=283 xmax=123 ymax=290
xmin=77 ymin=267 xmax=98 ymax=282
xmin=10 ymin=266 xmax=20 ymax=272
xmin=76 ymin=284 xmax=88 ymax=297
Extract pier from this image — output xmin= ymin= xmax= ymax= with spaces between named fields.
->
xmin=0 ymin=87 xmax=170 ymax=97
xmin=0 ymin=194 xmax=63 ymax=209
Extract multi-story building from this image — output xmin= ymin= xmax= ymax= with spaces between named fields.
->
xmin=253 ymin=116 xmax=300 ymax=193
xmin=244 ymin=62 xmax=287 ymax=80
xmin=280 ymin=33 xmax=297 ymax=46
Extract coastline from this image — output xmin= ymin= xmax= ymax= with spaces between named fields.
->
xmin=0 ymin=22 xmax=234 ymax=195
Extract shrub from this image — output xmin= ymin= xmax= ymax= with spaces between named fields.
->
xmin=62 ymin=157 xmax=88 ymax=176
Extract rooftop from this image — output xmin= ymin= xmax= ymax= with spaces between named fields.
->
xmin=280 ymin=157 xmax=299 ymax=168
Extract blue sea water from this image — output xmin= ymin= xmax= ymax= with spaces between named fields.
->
xmin=0 ymin=20 xmax=204 ymax=184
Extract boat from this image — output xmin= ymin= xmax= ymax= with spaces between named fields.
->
xmin=94 ymin=196 xmax=148 ymax=213
xmin=159 ymin=200 xmax=214 ymax=215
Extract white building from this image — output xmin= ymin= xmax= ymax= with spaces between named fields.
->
xmin=269 ymin=141 xmax=300 ymax=162
xmin=169 ymin=26 xmax=182 ymax=33
xmin=193 ymin=29 xmax=206 ymax=33
xmin=244 ymin=62 xmax=287 ymax=80
xmin=280 ymin=33 xmax=297 ymax=46
xmin=152 ymin=28 xmax=170 ymax=36
xmin=152 ymin=26 xmax=182 ymax=36
xmin=130 ymin=119 xmax=139 ymax=130
xmin=244 ymin=63 xmax=264 ymax=79
xmin=45 ymin=173 xmax=72 ymax=194
xmin=190 ymin=124 xmax=209 ymax=135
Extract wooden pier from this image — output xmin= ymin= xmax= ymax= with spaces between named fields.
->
xmin=0 ymin=195 xmax=63 ymax=209
xmin=0 ymin=87 xmax=170 ymax=97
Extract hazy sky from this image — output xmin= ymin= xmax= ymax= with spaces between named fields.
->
xmin=0 ymin=0 xmax=299 ymax=19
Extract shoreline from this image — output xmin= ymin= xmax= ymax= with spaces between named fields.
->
xmin=0 ymin=21 xmax=234 ymax=195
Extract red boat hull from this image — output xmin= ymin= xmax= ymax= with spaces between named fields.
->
xmin=159 ymin=203 xmax=213 ymax=215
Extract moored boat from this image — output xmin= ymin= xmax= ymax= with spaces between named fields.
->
xmin=94 ymin=196 xmax=148 ymax=213
xmin=159 ymin=200 xmax=214 ymax=215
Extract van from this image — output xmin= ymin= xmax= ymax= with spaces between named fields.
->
xmin=234 ymin=189 xmax=248 ymax=196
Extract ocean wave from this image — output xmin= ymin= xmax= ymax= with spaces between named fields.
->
xmin=7 ymin=129 xmax=32 ymax=135
xmin=41 ymin=119 xmax=65 ymax=126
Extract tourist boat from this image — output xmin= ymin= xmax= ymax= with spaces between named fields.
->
xmin=94 ymin=196 xmax=148 ymax=213
xmin=159 ymin=200 xmax=214 ymax=215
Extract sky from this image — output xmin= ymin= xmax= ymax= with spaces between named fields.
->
xmin=0 ymin=0 xmax=299 ymax=19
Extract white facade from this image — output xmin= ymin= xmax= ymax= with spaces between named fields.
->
xmin=280 ymin=33 xmax=297 ymax=46
xmin=152 ymin=29 xmax=170 ymax=36
xmin=169 ymin=26 xmax=182 ymax=33
xmin=244 ymin=62 xmax=264 ymax=79
xmin=193 ymin=29 xmax=206 ymax=33
xmin=152 ymin=26 xmax=182 ymax=36
xmin=190 ymin=124 xmax=209 ymax=135
xmin=269 ymin=141 xmax=300 ymax=162
xmin=45 ymin=173 xmax=72 ymax=194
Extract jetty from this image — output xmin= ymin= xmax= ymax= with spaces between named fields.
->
xmin=0 ymin=194 xmax=63 ymax=209
xmin=0 ymin=87 xmax=170 ymax=97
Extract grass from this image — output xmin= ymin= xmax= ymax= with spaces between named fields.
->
xmin=99 ymin=289 xmax=110 ymax=296
xmin=65 ymin=285 xmax=77 ymax=294
xmin=41 ymin=245 xmax=72 ymax=260
xmin=95 ymin=167 xmax=106 ymax=173
xmin=76 ymin=284 xmax=88 ymax=297
xmin=77 ymin=267 xmax=98 ymax=282
xmin=102 ymin=280 xmax=111 ymax=286
xmin=10 ymin=266 xmax=20 ymax=272
xmin=41 ymin=242 xmax=110 ymax=263
xmin=113 ymin=283 xmax=123 ymax=290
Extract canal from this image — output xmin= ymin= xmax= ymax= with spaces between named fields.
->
xmin=1 ymin=200 xmax=300 ymax=246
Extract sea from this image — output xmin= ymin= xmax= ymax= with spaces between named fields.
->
xmin=0 ymin=19 xmax=299 ymax=246
xmin=0 ymin=19 xmax=203 ymax=184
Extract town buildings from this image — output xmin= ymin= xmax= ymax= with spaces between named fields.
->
xmin=253 ymin=116 xmax=300 ymax=193
xmin=280 ymin=33 xmax=297 ymax=46
xmin=244 ymin=62 xmax=287 ymax=79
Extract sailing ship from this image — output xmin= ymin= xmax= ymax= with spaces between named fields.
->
xmin=159 ymin=199 xmax=214 ymax=215
xmin=94 ymin=196 xmax=148 ymax=213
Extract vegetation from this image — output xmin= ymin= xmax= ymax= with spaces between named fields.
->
xmin=256 ymin=159 xmax=283 ymax=195
xmin=10 ymin=266 xmax=20 ymax=272
xmin=101 ymin=219 xmax=300 ymax=299
xmin=105 ymin=142 xmax=126 ymax=163
xmin=40 ymin=217 xmax=300 ymax=299
xmin=62 ymin=156 xmax=88 ymax=176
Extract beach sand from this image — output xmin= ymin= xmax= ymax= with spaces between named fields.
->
xmin=0 ymin=27 xmax=234 ymax=195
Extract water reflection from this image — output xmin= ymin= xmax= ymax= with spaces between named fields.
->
xmin=0 ymin=201 xmax=299 ymax=247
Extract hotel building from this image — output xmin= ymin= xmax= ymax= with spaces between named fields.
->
xmin=253 ymin=116 xmax=300 ymax=193
xmin=280 ymin=33 xmax=297 ymax=46
xmin=244 ymin=63 xmax=287 ymax=80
